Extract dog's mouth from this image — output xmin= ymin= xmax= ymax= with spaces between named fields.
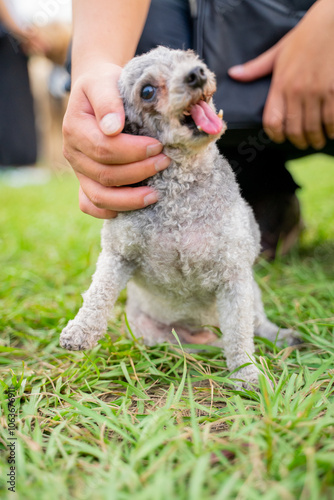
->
xmin=180 ymin=96 xmax=224 ymax=136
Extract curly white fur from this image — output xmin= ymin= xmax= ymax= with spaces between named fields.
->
xmin=60 ymin=47 xmax=298 ymax=387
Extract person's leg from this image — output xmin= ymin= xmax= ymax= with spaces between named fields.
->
xmin=0 ymin=34 xmax=37 ymax=166
xmin=221 ymin=136 xmax=334 ymax=258
xmin=222 ymin=145 xmax=301 ymax=259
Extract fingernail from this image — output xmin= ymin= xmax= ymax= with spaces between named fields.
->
xmin=100 ymin=113 xmax=122 ymax=135
xmin=272 ymin=136 xmax=286 ymax=144
xmin=228 ymin=65 xmax=244 ymax=77
xmin=144 ymin=192 xmax=159 ymax=206
xmin=264 ymin=128 xmax=274 ymax=139
xmin=146 ymin=142 xmax=163 ymax=158
xmin=313 ymin=142 xmax=325 ymax=151
xmin=154 ymin=155 xmax=171 ymax=172
xmin=264 ymin=128 xmax=285 ymax=144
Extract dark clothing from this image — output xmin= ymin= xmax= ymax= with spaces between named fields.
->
xmin=194 ymin=0 xmax=315 ymax=130
xmin=0 ymin=29 xmax=37 ymax=166
xmin=136 ymin=0 xmax=334 ymax=200
xmin=136 ymin=0 xmax=193 ymax=53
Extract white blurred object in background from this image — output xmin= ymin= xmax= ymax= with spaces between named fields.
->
xmin=5 ymin=0 xmax=71 ymax=27
xmin=1 ymin=0 xmax=72 ymax=177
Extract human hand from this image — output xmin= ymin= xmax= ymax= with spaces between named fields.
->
xmin=29 ymin=23 xmax=72 ymax=65
xmin=228 ymin=0 xmax=334 ymax=150
xmin=17 ymin=26 xmax=49 ymax=55
xmin=62 ymin=63 xmax=170 ymax=218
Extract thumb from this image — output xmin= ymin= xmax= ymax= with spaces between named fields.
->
xmin=84 ymin=65 xmax=125 ymax=136
xmin=228 ymin=43 xmax=280 ymax=82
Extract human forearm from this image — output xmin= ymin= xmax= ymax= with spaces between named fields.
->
xmin=72 ymin=0 xmax=151 ymax=81
xmin=63 ymin=0 xmax=167 ymax=219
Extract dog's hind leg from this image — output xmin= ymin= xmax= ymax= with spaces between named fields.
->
xmin=126 ymin=303 xmax=176 ymax=346
xmin=252 ymin=279 xmax=301 ymax=346
xmin=60 ymin=250 xmax=135 ymax=351
xmin=126 ymin=300 xmax=218 ymax=346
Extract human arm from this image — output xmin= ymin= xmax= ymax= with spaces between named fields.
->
xmin=228 ymin=0 xmax=334 ymax=150
xmin=63 ymin=0 xmax=170 ymax=219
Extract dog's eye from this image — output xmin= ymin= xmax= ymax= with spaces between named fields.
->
xmin=141 ymin=85 xmax=156 ymax=101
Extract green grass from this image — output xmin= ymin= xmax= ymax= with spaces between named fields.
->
xmin=0 ymin=155 xmax=334 ymax=500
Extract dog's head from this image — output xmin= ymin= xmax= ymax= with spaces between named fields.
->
xmin=119 ymin=47 xmax=226 ymax=152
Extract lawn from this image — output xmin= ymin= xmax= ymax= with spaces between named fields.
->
xmin=0 ymin=155 xmax=334 ymax=500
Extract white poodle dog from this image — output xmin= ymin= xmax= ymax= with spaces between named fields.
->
xmin=60 ymin=47 xmax=298 ymax=387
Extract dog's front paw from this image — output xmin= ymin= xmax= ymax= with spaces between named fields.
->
xmin=232 ymin=365 xmax=260 ymax=390
xmin=276 ymin=328 xmax=302 ymax=347
xmin=60 ymin=321 xmax=97 ymax=351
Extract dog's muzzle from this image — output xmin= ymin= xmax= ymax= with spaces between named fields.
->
xmin=185 ymin=66 xmax=208 ymax=89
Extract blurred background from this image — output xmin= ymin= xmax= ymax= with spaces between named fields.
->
xmin=0 ymin=0 xmax=72 ymax=185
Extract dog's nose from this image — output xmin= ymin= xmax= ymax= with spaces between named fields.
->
xmin=185 ymin=66 xmax=207 ymax=88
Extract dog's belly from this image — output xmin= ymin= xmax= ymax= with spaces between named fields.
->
xmin=121 ymin=228 xmax=221 ymax=327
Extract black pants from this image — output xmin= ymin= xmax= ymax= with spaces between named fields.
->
xmin=0 ymin=33 xmax=37 ymax=166
xmin=136 ymin=0 xmax=334 ymax=201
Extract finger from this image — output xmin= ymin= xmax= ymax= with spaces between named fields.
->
xmin=63 ymin=113 xmax=163 ymax=165
xmin=322 ymin=94 xmax=334 ymax=140
xmin=304 ymin=97 xmax=326 ymax=150
xmin=72 ymin=152 xmax=171 ymax=187
xmin=79 ymin=187 xmax=118 ymax=219
xmin=77 ymin=172 xmax=159 ymax=212
xmin=263 ymin=88 xmax=286 ymax=143
xmin=285 ymin=96 xmax=308 ymax=149
xmin=82 ymin=65 xmax=125 ymax=136
xmin=228 ymin=43 xmax=280 ymax=82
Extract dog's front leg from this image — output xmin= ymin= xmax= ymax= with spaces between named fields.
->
xmin=60 ymin=250 xmax=135 ymax=351
xmin=216 ymin=270 xmax=260 ymax=388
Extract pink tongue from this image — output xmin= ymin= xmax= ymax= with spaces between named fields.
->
xmin=189 ymin=100 xmax=223 ymax=135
